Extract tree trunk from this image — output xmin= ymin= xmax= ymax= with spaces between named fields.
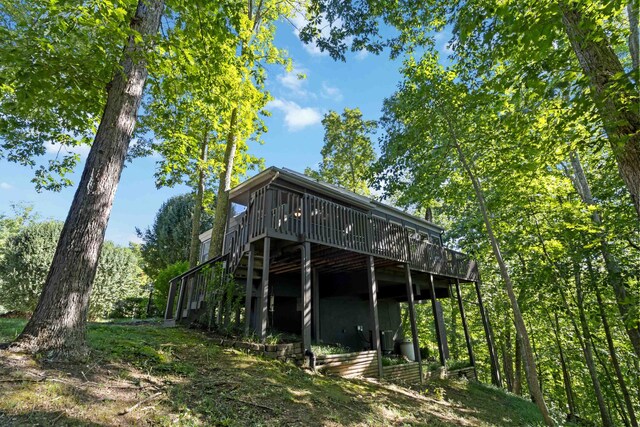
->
xmin=569 ymin=151 xmax=640 ymax=358
xmin=628 ymin=0 xmax=639 ymax=71
xmin=188 ymin=131 xmax=209 ymax=268
xmin=448 ymin=130 xmax=554 ymax=426
xmin=9 ymin=0 xmax=164 ymax=359
xmin=575 ymin=266 xmax=614 ymax=427
xmin=207 ymin=107 xmax=238 ymax=260
xmin=560 ymin=2 xmax=640 ymax=218
xmin=591 ymin=262 xmax=638 ymax=427
xmin=552 ymin=311 xmax=577 ymax=419
xmin=502 ymin=319 xmax=514 ymax=393
xmin=514 ymin=332 xmax=523 ymax=396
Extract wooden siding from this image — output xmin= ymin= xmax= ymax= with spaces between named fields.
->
xmin=225 ymin=185 xmax=478 ymax=281
xmin=316 ymin=351 xmax=379 ymax=378
xmin=382 ymin=362 xmax=421 ymax=383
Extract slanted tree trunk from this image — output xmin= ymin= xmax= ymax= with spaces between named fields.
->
xmin=9 ymin=0 xmax=164 ymax=359
xmin=447 ymin=124 xmax=554 ymax=426
xmin=590 ymin=262 xmax=638 ymax=427
xmin=560 ymin=2 xmax=640 ymax=218
xmin=188 ymin=130 xmax=209 ymax=268
xmin=574 ymin=266 xmax=614 ymax=427
xmin=207 ymin=107 xmax=238 ymax=260
xmin=551 ymin=311 xmax=576 ymax=419
xmin=568 ymin=151 xmax=640 ymax=358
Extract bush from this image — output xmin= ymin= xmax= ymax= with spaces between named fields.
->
xmin=110 ymin=297 xmax=149 ymax=319
xmin=153 ymin=261 xmax=189 ymax=314
xmin=0 ymin=221 xmax=147 ymax=319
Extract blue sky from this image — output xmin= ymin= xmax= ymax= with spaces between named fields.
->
xmin=0 ymin=19 xmax=452 ymax=246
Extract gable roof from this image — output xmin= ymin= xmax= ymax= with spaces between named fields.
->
xmin=229 ymin=166 xmax=444 ymax=232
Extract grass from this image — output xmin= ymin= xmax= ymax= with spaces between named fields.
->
xmin=311 ymin=343 xmax=351 ymax=356
xmin=0 ymin=318 xmax=549 ymax=426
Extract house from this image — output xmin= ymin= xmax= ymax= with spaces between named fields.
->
xmin=164 ymin=167 xmax=501 ymax=384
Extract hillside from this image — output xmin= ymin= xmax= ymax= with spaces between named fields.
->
xmin=0 ymin=319 xmax=544 ymax=426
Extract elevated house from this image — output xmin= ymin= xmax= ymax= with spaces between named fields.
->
xmin=164 ymin=167 xmax=501 ymax=384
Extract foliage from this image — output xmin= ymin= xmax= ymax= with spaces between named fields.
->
xmin=136 ymin=194 xmax=213 ymax=278
xmin=153 ymin=260 xmax=189 ymax=314
xmin=0 ymin=0 xmax=136 ymax=190
xmin=311 ymin=343 xmax=351 ymax=356
xmin=109 ymin=297 xmax=149 ymax=319
xmin=305 ymin=108 xmax=377 ymax=196
xmin=0 ymin=221 xmax=146 ymax=319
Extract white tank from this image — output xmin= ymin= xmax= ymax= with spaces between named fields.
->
xmin=399 ymin=341 xmax=415 ymax=361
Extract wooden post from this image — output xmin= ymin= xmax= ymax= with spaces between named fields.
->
xmin=259 ymin=237 xmax=271 ymax=340
xmin=164 ymin=279 xmax=177 ymax=321
xmin=244 ymin=243 xmax=255 ymax=335
xmin=475 ymin=280 xmax=502 ymax=387
xmin=405 ymin=265 xmax=423 ymax=384
xmin=367 ymin=256 xmax=383 ymax=378
xmin=175 ymin=276 xmax=187 ymax=321
xmin=301 ymin=242 xmax=312 ymax=352
xmin=312 ymin=268 xmax=320 ymax=342
xmin=429 ymin=273 xmax=447 ymax=366
xmin=456 ymin=278 xmax=476 ymax=369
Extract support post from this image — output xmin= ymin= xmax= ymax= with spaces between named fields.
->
xmin=367 ymin=256 xmax=383 ymax=378
xmin=312 ymin=268 xmax=320 ymax=342
xmin=164 ymin=279 xmax=177 ymax=321
xmin=405 ymin=265 xmax=423 ymax=383
xmin=301 ymin=242 xmax=312 ymax=352
xmin=175 ymin=276 xmax=187 ymax=321
xmin=244 ymin=243 xmax=255 ymax=335
xmin=429 ymin=273 xmax=447 ymax=366
xmin=259 ymin=237 xmax=271 ymax=340
xmin=456 ymin=278 xmax=476 ymax=370
xmin=475 ymin=280 xmax=502 ymax=387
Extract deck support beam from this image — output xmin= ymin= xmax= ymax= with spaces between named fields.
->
xmin=244 ymin=243 xmax=255 ymax=335
xmin=475 ymin=279 xmax=502 ymax=387
xmin=456 ymin=279 xmax=476 ymax=371
xmin=312 ymin=268 xmax=320 ymax=342
xmin=429 ymin=273 xmax=447 ymax=366
xmin=164 ymin=279 xmax=178 ymax=322
xmin=301 ymin=242 xmax=312 ymax=352
xmin=258 ymin=237 xmax=271 ymax=340
xmin=405 ymin=265 xmax=423 ymax=384
xmin=367 ymin=256 xmax=383 ymax=379
xmin=175 ymin=276 xmax=187 ymax=322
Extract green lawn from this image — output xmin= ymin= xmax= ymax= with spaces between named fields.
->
xmin=0 ymin=318 xmax=546 ymax=426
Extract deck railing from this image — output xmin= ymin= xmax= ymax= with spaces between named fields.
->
xmin=225 ymin=186 xmax=478 ymax=281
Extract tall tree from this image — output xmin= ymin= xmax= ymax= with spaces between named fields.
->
xmin=376 ymin=56 xmax=554 ymax=425
xmin=305 ymin=107 xmax=377 ymax=196
xmin=9 ymin=0 xmax=164 ymax=358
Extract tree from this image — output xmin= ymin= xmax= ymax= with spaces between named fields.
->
xmin=9 ymin=0 xmax=164 ymax=359
xmin=305 ymin=108 xmax=377 ymax=196
xmin=0 ymin=221 xmax=146 ymax=320
xmin=376 ymin=56 xmax=554 ymax=425
xmin=137 ymin=194 xmax=214 ymax=278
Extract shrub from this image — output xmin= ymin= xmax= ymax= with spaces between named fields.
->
xmin=0 ymin=221 xmax=147 ymax=319
xmin=153 ymin=261 xmax=189 ymax=314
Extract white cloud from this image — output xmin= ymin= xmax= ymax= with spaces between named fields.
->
xmin=321 ymin=82 xmax=343 ymax=101
xmin=129 ymin=234 xmax=144 ymax=245
xmin=354 ymin=49 xmax=369 ymax=60
xmin=268 ymin=98 xmax=322 ymax=131
xmin=44 ymin=140 xmax=91 ymax=157
xmin=0 ymin=182 xmax=12 ymax=190
xmin=277 ymin=66 xmax=310 ymax=97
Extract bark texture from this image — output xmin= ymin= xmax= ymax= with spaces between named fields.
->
xmin=188 ymin=131 xmax=209 ymax=268
xmin=207 ymin=107 xmax=238 ymax=260
xmin=10 ymin=0 xmax=164 ymax=359
xmin=561 ymin=2 xmax=640 ymax=218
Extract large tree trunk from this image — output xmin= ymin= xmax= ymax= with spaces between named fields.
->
xmin=9 ymin=0 xmax=164 ymax=359
xmin=188 ymin=131 xmax=209 ymax=268
xmin=560 ymin=2 xmax=640 ymax=218
xmin=591 ymin=263 xmax=638 ymax=427
xmin=207 ymin=107 xmax=238 ymax=260
xmin=568 ymin=152 xmax=640 ymax=357
xmin=448 ymin=131 xmax=554 ymax=426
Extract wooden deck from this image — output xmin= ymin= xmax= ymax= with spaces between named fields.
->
xmin=224 ymin=188 xmax=478 ymax=281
